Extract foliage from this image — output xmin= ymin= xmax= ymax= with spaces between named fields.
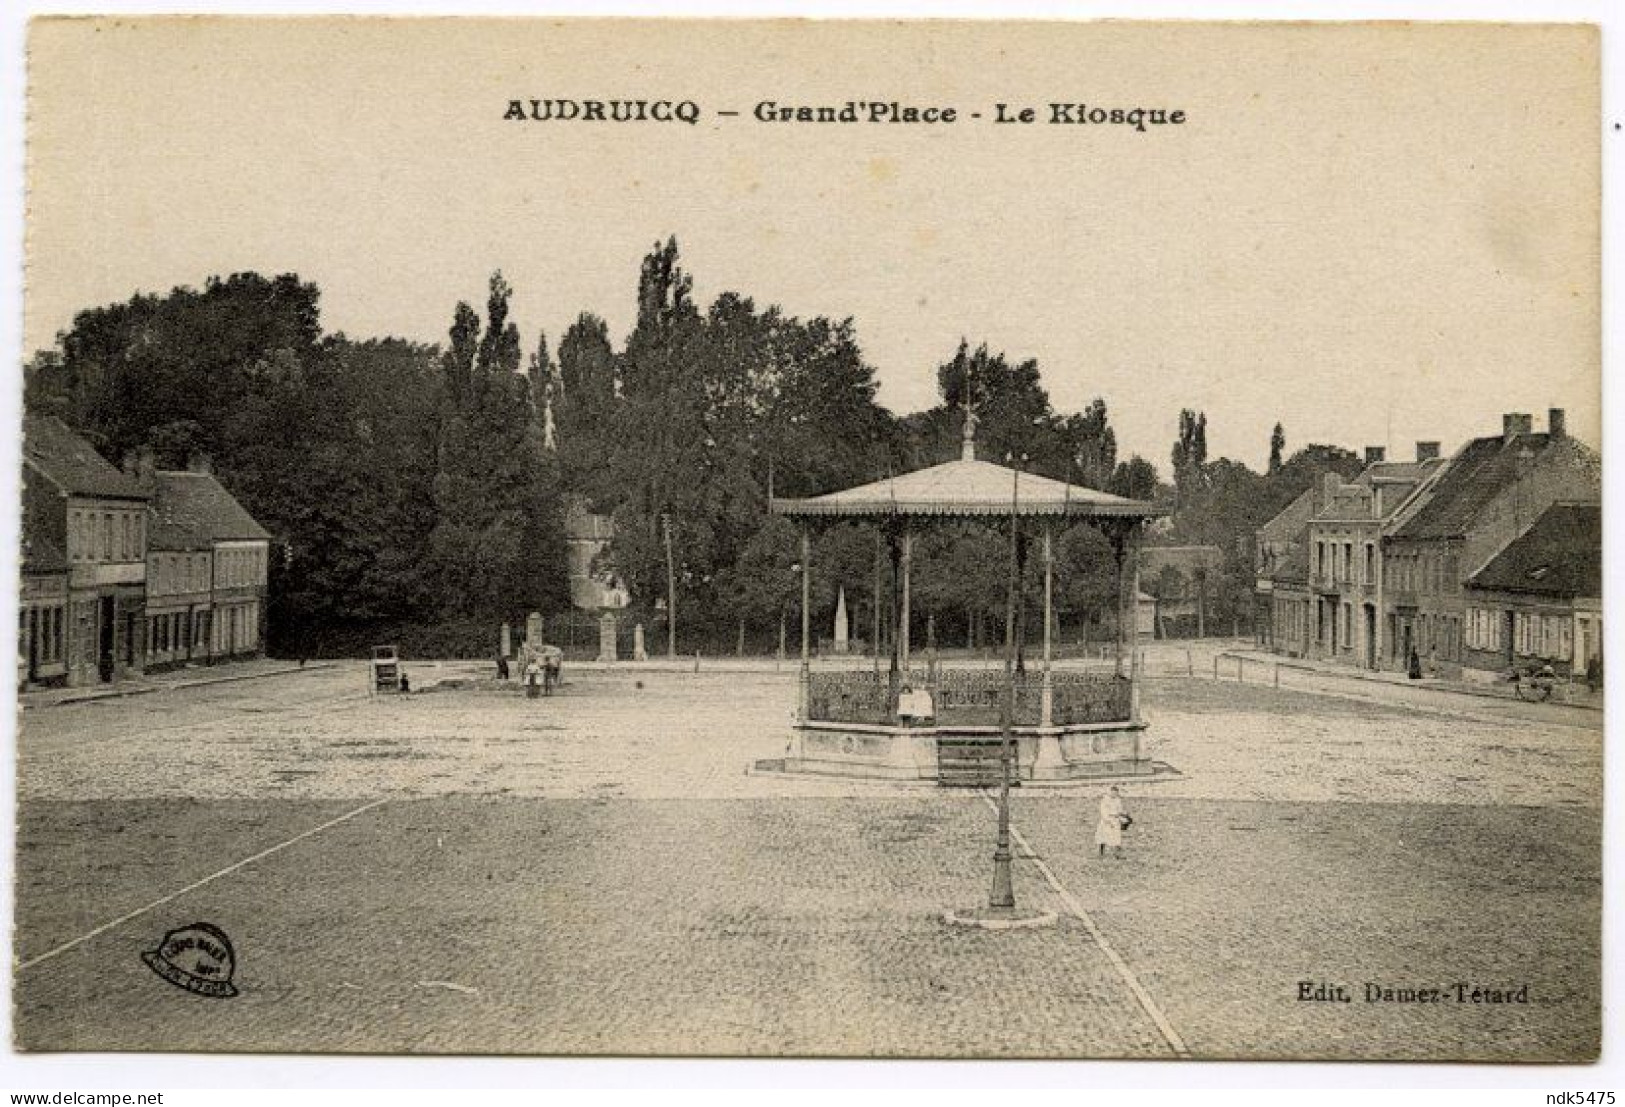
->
xmin=27 ymin=242 xmax=1369 ymax=655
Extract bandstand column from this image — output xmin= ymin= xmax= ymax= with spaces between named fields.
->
xmin=900 ymin=526 xmax=913 ymax=676
xmin=799 ymin=526 xmax=812 ymax=723
xmin=1128 ymin=524 xmax=1143 ymax=730
xmin=1114 ymin=530 xmax=1130 ymax=679
xmin=1041 ymin=523 xmax=1054 ymax=727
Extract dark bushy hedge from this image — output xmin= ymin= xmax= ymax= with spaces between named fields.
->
xmin=274 ymin=617 xmax=509 ymax=661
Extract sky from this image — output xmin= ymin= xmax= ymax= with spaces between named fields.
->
xmin=24 ymin=18 xmax=1600 ymax=474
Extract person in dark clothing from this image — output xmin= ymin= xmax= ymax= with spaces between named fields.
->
xmin=1407 ymin=646 xmax=1423 ymax=680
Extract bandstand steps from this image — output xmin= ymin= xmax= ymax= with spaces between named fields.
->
xmin=936 ymin=738 xmax=1011 ymax=787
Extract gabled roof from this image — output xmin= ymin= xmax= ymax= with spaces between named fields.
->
xmin=1465 ymin=502 xmax=1600 ymax=599
xmin=148 ymin=471 xmax=271 ymax=551
xmin=1272 ymin=542 xmax=1311 ymax=585
xmin=1259 ymin=487 xmax=1317 ymax=543
xmin=1311 ymin=457 xmax=1444 ymax=524
xmin=22 ymin=531 xmax=66 ymax=576
xmin=772 ymin=454 xmax=1162 ymax=519
xmin=1390 ymin=433 xmax=1590 ymax=541
xmin=1362 ymin=459 xmax=1436 ymax=484
xmin=22 ymin=416 xmax=148 ymax=501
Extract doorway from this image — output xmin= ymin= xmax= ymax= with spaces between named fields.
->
xmin=97 ymin=595 xmax=115 ymax=682
xmin=26 ymin=608 xmax=38 ymax=684
xmin=1364 ymin=605 xmax=1377 ymax=669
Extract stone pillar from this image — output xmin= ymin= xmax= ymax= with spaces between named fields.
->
xmin=597 ymin=611 xmax=618 ymax=663
xmin=633 ymin=622 xmax=648 ymax=662
xmin=524 ymin=612 xmax=544 ymax=654
xmin=500 ymin=621 xmax=512 ymax=661
xmin=834 ymin=586 xmax=849 ymax=654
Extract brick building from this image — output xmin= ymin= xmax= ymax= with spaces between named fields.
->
xmin=1381 ymin=410 xmax=1599 ymax=676
xmin=20 ymin=416 xmax=150 ymax=687
xmin=1254 ymin=485 xmax=1318 ymax=653
xmin=1461 ymin=501 xmax=1601 ymax=683
xmin=1305 ymin=445 xmax=1442 ymax=669
xmin=143 ymin=462 xmax=272 ymax=669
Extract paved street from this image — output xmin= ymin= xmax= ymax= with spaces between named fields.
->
xmin=13 ymin=661 xmax=1602 ymax=1059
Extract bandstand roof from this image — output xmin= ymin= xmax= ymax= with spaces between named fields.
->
xmin=771 ymin=452 xmax=1165 ymax=520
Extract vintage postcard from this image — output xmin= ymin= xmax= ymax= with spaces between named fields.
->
xmin=13 ymin=17 xmax=1602 ymax=1061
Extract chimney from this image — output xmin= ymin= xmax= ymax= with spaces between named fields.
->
xmin=187 ymin=451 xmax=213 ymax=476
xmin=1364 ymin=446 xmax=1386 ymax=466
xmin=1548 ymin=408 xmax=1566 ymax=439
xmin=1319 ymin=470 xmax=1342 ymax=510
xmin=123 ymin=445 xmax=157 ymax=489
xmin=1415 ymin=441 xmax=1440 ymax=462
xmin=1502 ymin=413 xmax=1533 ymax=443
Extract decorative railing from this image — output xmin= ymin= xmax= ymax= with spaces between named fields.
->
xmin=805 ymin=670 xmax=895 ymax=726
xmin=805 ymin=668 xmax=1132 ymax=727
xmin=1050 ymin=670 xmax=1133 ymax=725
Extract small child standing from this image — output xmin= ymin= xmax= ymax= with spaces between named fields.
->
xmin=1095 ymin=785 xmax=1130 ymax=860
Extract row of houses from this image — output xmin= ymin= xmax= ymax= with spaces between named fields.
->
xmin=19 ymin=416 xmax=272 ymax=689
xmin=1256 ymin=409 xmax=1601 ymax=684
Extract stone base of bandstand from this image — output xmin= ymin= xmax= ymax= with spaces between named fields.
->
xmin=764 ymin=720 xmax=1179 ymax=785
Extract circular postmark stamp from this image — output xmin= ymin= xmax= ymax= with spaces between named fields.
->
xmin=141 ymin=922 xmax=240 ymax=998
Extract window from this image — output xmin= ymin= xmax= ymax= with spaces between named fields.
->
xmin=1364 ymin=544 xmax=1375 ymax=585
xmin=101 ymin=513 xmax=112 ymax=560
xmin=120 ymin=514 xmax=131 ymax=560
xmin=1560 ymin=617 xmax=1573 ymax=661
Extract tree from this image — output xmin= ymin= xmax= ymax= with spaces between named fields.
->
xmin=1062 ymin=398 xmax=1118 ymax=489
xmin=429 ymin=271 xmax=569 ymax=621
xmin=528 ymin=330 xmax=557 ymax=452
xmin=930 ymin=339 xmax=1063 ymax=474
xmin=1269 ymin=422 xmax=1286 ymax=475
xmin=1108 ymin=455 xmax=1162 ymax=502
xmin=1171 ymin=408 xmax=1209 ymax=504
xmin=555 ymin=312 xmax=621 ymax=509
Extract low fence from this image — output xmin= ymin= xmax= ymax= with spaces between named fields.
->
xmin=805 ymin=667 xmax=1132 ymax=727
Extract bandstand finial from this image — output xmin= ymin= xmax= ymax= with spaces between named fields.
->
xmin=961 ymin=389 xmax=979 ymax=462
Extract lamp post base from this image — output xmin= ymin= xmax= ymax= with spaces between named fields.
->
xmin=943 ymin=906 xmax=1058 ymax=931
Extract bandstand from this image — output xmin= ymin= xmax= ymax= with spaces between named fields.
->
xmin=770 ymin=418 xmax=1167 ymax=784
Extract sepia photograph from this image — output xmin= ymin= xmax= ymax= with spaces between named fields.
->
xmin=7 ymin=13 xmax=1607 ymax=1070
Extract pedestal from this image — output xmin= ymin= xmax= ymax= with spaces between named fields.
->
xmin=633 ymin=623 xmax=648 ymax=662
xmin=597 ymin=612 xmax=619 ymax=663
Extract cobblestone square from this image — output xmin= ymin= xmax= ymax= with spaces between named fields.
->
xmin=13 ymin=659 xmax=1603 ymax=1059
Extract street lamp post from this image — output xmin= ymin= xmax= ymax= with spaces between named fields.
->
xmin=989 ymin=455 xmax=1023 ymax=911
xmin=948 ymin=451 xmax=1054 ymax=929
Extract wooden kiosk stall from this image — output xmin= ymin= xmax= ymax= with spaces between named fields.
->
xmin=770 ymin=417 xmax=1166 ymax=784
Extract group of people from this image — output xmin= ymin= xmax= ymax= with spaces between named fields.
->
xmin=496 ymin=649 xmax=562 ymax=698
